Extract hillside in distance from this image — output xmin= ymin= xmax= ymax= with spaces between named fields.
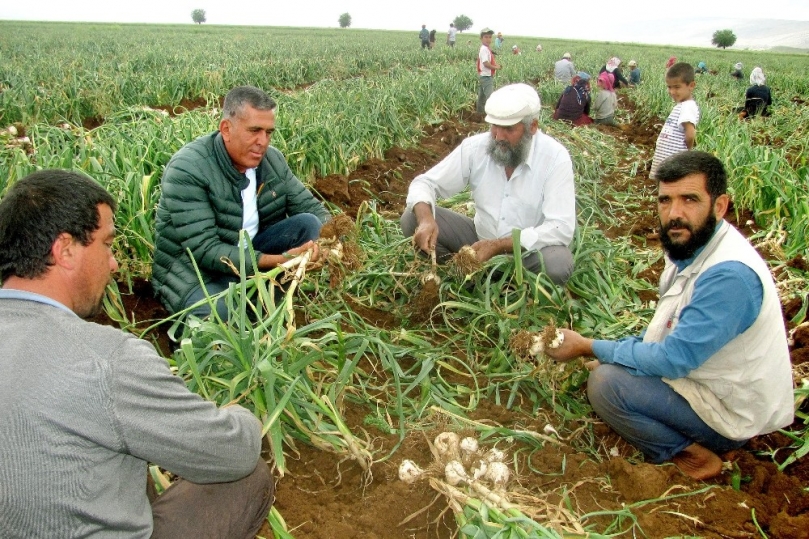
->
xmin=616 ymin=18 xmax=809 ymax=50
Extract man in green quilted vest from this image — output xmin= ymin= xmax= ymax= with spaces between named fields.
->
xmin=153 ymin=86 xmax=330 ymax=319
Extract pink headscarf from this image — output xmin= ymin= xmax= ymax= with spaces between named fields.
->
xmin=666 ymin=56 xmax=677 ymax=68
xmin=598 ymin=71 xmax=615 ymax=92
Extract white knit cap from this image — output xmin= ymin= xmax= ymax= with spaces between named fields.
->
xmin=484 ymin=83 xmax=541 ymax=126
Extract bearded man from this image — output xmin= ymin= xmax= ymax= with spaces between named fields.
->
xmin=547 ymin=151 xmax=794 ymax=480
xmin=401 ymin=83 xmax=576 ymax=284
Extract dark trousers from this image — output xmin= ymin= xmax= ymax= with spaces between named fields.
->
xmin=150 ymin=462 xmax=274 ymax=539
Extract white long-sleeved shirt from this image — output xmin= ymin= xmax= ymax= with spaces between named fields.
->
xmin=405 ymin=131 xmax=576 ymax=252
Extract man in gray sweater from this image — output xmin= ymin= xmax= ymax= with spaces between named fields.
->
xmin=0 ymin=170 xmax=274 ymax=538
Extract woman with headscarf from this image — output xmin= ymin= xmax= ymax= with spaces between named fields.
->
xmin=553 ymin=72 xmax=593 ymax=126
xmin=730 ymin=62 xmax=744 ymax=80
xmin=696 ymin=61 xmax=708 ymax=74
xmin=592 ymin=72 xmax=618 ymax=126
xmin=599 ymin=57 xmax=630 ymax=88
xmin=666 ymin=56 xmax=677 ymax=69
xmin=741 ymin=67 xmax=772 ymax=118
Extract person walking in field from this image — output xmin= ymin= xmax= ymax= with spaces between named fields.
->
xmin=419 ymin=24 xmax=430 ymax=49
xmin=649 ymin=62 xmax=700 ymax=179
xmin=0 ymin=170 xmax=274 ymax=538
xmin=429 ymin=29 xmax=437 ymax=49
xmin=401 ymin=83 xmax=576 ymax=285
xmin=476 ymin=28 xmax=500 ymax=113
xmin=447 ymin=23 xmax=457 ymax=47
xmin=153 ymin=86 xmax=329 ymax=320
xmin=547 ymin=151 xmax=794 ymax=480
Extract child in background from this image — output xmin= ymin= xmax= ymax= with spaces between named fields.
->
xmin=593 ymin=72 xmax=618 ymax=125
xmin=649 ymin=62 xmax=700 ymax=179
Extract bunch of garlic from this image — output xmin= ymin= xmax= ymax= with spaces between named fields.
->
xmin=398 ymin=432 xmax=512 ymax=491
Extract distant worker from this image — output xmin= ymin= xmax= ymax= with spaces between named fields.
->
xmin=494 ymin=32 xmax=504 ymax=50
xmin=547 ymin=151 xmax=794 ymax=480
xmin=476 ymin=28 xmax=500 ymax=113
xmin=666 ymin=56 xmax=677 ymax=69
xmin=695 ymin=61 xmax=708 ymax=74
xmin=592 ymin=72 xmax=618 ymax=126
xmin=401 ymin=83 xmax=576 ymax=285
xmin=730 ymin=62 xmax=744 ymax=80
xmin=740 ymin=67 xmax=773 ymax=119
xmin=554 ymin=52 xmax=576 ymax=82
xmin=536 ymin=43 xmax=543 ymax=52
xmin=628 ymin=60 xmax=641 ymax=85
xmin=447 ymin=23 xmax=458 ymax=47
xmin=419 ymin=24 xmax=430 ymax=49
xmin=429 ymin=29 xmax=437 ymax=49
xmin=600 ymin=57 xmax=629 ymax=89
xmin=649 ymin=63 xmax=700 ymax=179
xmin=553 ymin=72 xmax=593 ymax=126
xmin=511 ymin=44 xmax=521 ymax=55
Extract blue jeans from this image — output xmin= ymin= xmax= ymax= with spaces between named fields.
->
xmin=587 ymin=364 xmax=747 ymax=463
xmin=183 ymin=214 xmax=323 ymax=319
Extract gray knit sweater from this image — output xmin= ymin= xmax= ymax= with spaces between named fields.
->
xmin=0 ymin=292 xmax=262 ymax=538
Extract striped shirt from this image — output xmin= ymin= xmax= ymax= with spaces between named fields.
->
xmin=650 ymin=99 xmax=700 ymax=178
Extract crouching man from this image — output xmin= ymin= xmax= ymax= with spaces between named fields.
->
xmin=546 ymin=152 xmax=793 ymax=479
xmin=0 ymin=170 xmax=274 ymax=538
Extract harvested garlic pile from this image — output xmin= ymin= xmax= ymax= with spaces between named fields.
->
xmin=398 ymin=432 xmax=511 ymax=490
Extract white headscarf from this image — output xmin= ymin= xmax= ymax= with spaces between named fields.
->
xmin=750 ymin=67 xmax=766 ymax=86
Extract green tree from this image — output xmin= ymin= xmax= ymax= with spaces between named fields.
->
xmin=191 ymin=9 xmax=206 ymax=24
xmin=453 ymin=15 xmax=473 ymax=32
xmin=711 ymin=29 xmax=737 ymax=49
xmin=338 ymin=13 xmax=351 ymax=28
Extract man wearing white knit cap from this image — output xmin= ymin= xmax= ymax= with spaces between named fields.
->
xmin=402 ymin=83 xmax=576 ymax=285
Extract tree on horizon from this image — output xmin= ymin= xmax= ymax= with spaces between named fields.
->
xmin=191 ymin=9 xmax=206 ymax=25
xmin=453 ymin=15 xmax=473 ymax=32
xmin=712 ymin=29 xmax=737 ymax=49
xmin=338 ymin=13 xmax=351 ymax=28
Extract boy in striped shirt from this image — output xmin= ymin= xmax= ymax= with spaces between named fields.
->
xmin=650 ymin=63 xmax=699 ymax=179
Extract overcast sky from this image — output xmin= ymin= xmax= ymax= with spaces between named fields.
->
xmin=3 ymin=1 xmax=809 ymax=45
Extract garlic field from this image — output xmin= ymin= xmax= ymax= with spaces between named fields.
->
xmin=1 ymin=21 xmax=808 ymax=538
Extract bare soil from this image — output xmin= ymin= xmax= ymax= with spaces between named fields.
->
xmin=94 ymin=99 xmax=809 ymax=539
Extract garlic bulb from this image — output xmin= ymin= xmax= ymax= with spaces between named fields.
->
xmin=398 ymin=460 xmax=424 ymax=484
xmin=470 ymin=460 xmax=488 ymax=481
xmin=434 ymin=432 xmax=460 ymax=460
xmin=445 ymin=460 xmax=468 ymax=486
xmin=484 ymin=448 xmax=506 ymax=463
xmin=459 ymin=437 xmax=479 ymax=456
xmin=485 ymin=461 xmax=510 ymax=488
xmin=549 ymin=329 xmax=565 ymax=349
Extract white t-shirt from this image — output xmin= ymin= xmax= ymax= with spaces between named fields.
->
xmin=478 ymin=45 xmax=493 ymax=76
xmin=241 ymin=168 xmax=259 ymax=240
xmin=650 ymin=99 xmax=700 ymax=178
xmin=448 ymin=27 xmax=458 ymax=41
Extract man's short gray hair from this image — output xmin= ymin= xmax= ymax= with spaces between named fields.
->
xmin=222 ymin=86 xmax=276 ymax=121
